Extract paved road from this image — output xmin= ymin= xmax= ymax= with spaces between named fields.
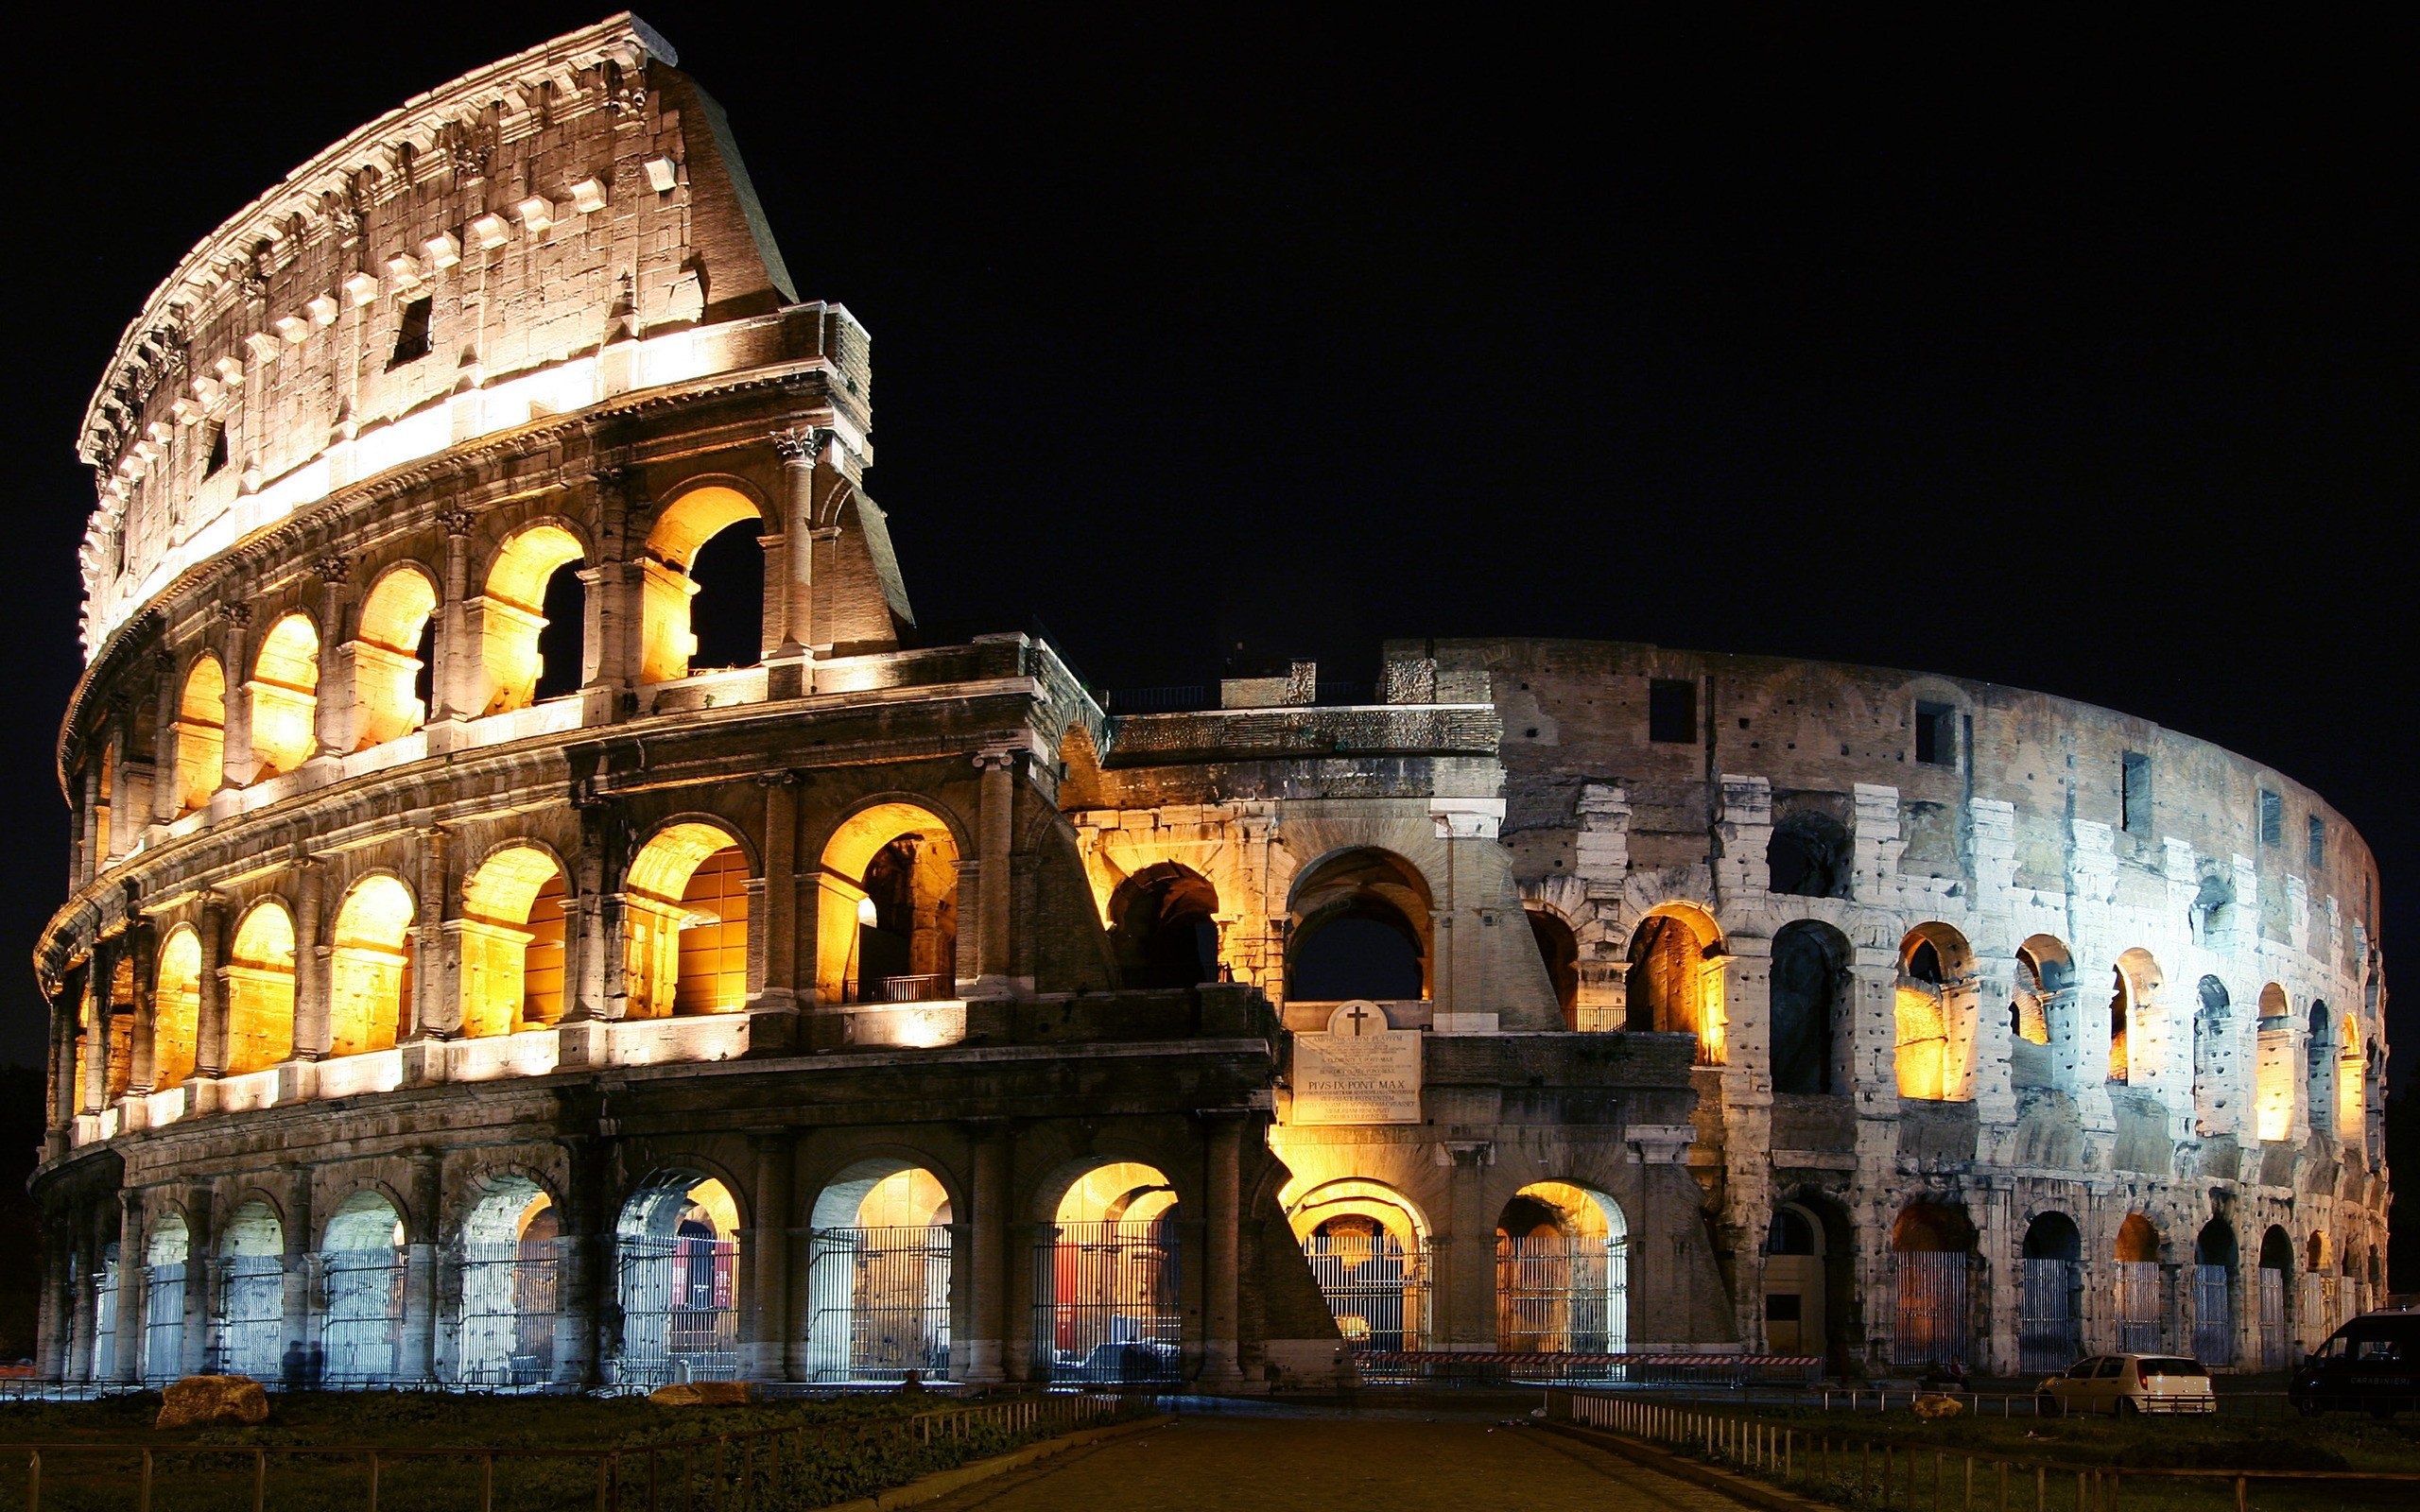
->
xmin=921 ymin=1407 xmax=1743 ymax=1512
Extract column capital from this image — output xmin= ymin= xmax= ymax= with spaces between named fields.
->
xmin=771 ymin=426 xmax=828 ymax=467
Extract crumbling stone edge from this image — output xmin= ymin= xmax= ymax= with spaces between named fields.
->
xmin=823 ymin=1412 xmax=1177 ymax=1511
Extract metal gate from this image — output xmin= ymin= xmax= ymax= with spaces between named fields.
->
xmin=216 ymin=1256 xmax=285 ymax=1380
xmin=1304 ymin=1231 xmax=1431 ymax=1352
xmin=320 ymin=1250 xmax=405 ymax=1386
xmin=617 ymin=1235 xmax=737 ymax=1386
xmin=94 ymin=1251 xmax=119 ymax=1379
xmin=2192 ymin=1264 xmax=2233 ymax=1366
xmin=1033 ymin=1219 xmax=1181 ymax=1383
xmin=143 ymin=1263 xmax=186 ymax=1385
xmin=2017 ymin=1258 xmax=2082 ymax=1371
xmin=1496 ymin=1236 xmax=1628 ymax=1355
xmin=2257 ymin=1267 xmax=2288 ymax=1369
xmin=2115 ymin=1261 xmax=2162 ymax=1353
xmin=1891 ymin=1251 xmax=1969 ymax=1367
xmin=457 ymin=1239 xmax=558 ymax=1387
xmin=807 ymin=1226 xmax=953 ymax=1382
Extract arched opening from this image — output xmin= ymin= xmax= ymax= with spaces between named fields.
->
xmin=641 ymin=485 xmax=767 ymax=684
xmin=1527 ymin=909 xmax=1580 ymax=1028
xmin=1770 ymin=919 xmax=1849 ymax=1093
xmin=624 ymin=823 xmax=752 ymax=1020
xmin=225 ymin=901 xmax=296 ymax=1076
xmin=350 ymin=566 xmax=438 ymax=748
xmin=2009 ymin=936 xmax=2073 ymax=1091
xmin=2305 ymin=1002 xmax=2335 ymax=1138
xmin=212 ymin=1199 xmax=284 ymax=1381
xmin=174 ymin=656 xmax=225 ymax=813
xmin=615 ymin=1173 xmax=741 ymax=1387
xmin=1762 ymin=1203 xmax=1827 ymax=1357
xmin=479 ymin=524 xmax=586 ymax=714
xmin=2336 ymin=1013 xmax=2362 ymax=1139
xmin=2017 ymin=1212 xmax=2083 ymax=1370
xmin=1288 ymin=1178 xmax=1433 ymax=1353
xmin=458 ymin=847 xmax=571 ymax=1038
xmin=247 ymin=613 xmax=320 ymax=779
xmin=94 ymin=1242 xmax=120 ymax=1378
xmin=1889 ymin=1202 xmax=1973 ymax=1368
xmin=816 ymin=803 xmax=960 ymax=1005
xmin=2109 ymin=949 xmax=2163 ymax=1086
xmin=151 ymin=925 xmax=201 ymax=1090
xmin=2304 ymin=1229 xmax=2339 ymax=1345
xmin=454 ymin=1177 xmax=557 ymax=1388
xmin=1495 ymin=1180 xmax=1628 ymax=1366
xmin=1625 ymin=904 xmax=1724 ymax=1064
xmin=806 ymin=1162 xmax=953 ymax=1382
xmin=2256 ymin=1226 xmax=2294 ymax=1368
xmin=1288 ymin=849 xmax=1432 ymax=1004
xmin=2256 ymin=984 xmax=2294 ymax=1140
xmin=2114 ymin=1213 xmax=2162 ymax=1352
xmin=1038 ymin=1160 xmax=1182 ymax=1383
xmin=320 ymin=1190 xmax=406 ymax=1387
xmin=143 ymin=1210 xmax=189 ymax=1386
xmin=327 ymin=875 xmax=415 ymax=1058
xmin=1894 ymin=925 xmax=1972 ymax=1100
xmin=1109 ymin=863 xmax=1221 ymax=989
xmin=2194 ymin=1220 xmax=2237 ymax=1367
xmin=1767 ymin=809 xmax=1851 ymax=899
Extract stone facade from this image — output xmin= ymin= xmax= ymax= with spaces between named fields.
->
xmin=31 ymin=17 xmax=2389 ymax=1391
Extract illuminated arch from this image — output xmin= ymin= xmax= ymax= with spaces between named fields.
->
xmin=640 ymin=484 xmax=770 ymax=684
xmin=1625 ymin=902 xmax=1724 ymax=1063
xmin=350 ymin=565 xmax=438 ymax=748
xmin=1893 ymin=923 xmax=1975 ymax=1100
xmin=247 ymin=612 xmax=320 ymax=778
xmin=213 ymin=1198 xmax=285 ymax=1380
xmin=816 ymin=801 xmax=961 ymax=1005
xmin=452 ymin=1176 xmax=558 ymax=1388
xmin=1288 ymin=848 xmax=1434 ymax=1004
xmin=2256 ymin=983 xmax=2294 ymax=1140
xmin=614 ymin=1170 xmax=742 ymax=1387
xmin=625 ymin=820 xmax=752 ymax=1019
xmin=2107 ymin=947 xmax=2164 ymax=1086
xmin=2335 ymin=1012 xmax=2362 ymax=1137
xmin=225 ymin=899 xmax=296 ymax=1076
xmin=320 ymin=1189 xmax=406 ymax=1386
xmin=458 ymin=845 xmax=571 ymax=1037
xmin=1284 ymin=1177 xmax=1434 ymax=1246
xmin=1526 ymin=906 xmax=1580 ymax=1029
xmin=805 ymin=1160 xmax=955 ymax=1382
xmin=173 ymin=656 xmax=225 ymax=813
xmin=151 ymin=924 xmax=201 ymax=1089
xmin=1038 ymin=1159 xmax=1182 ymax=1382
xmin=1108 ymin=862 xmax=1220 ymax=989
xmin=1288 ymin=1177 xmax=1434 ymax=1352
xmin=1495 ymin=1180 xmax=1628 ymax=1355
xmin=478 ymin=523 xmax=586 ymax=715
xmin=327 ymin=875 xmax=415 ymax=1058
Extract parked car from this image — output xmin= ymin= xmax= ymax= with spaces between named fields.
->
xmin=2290 ymin=1311 xmax=2420 ymax=1418
xmin=2037 ymin=1354 xmax=2215 ymax=1417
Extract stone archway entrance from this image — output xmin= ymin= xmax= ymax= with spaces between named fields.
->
xmin=1035 ymin=1160 xmax=1182 ymax=1384
xmin=614 ymin=1173 xmax=740 ymax=1387
xmin=806 ymin=1161 xmax=954 ymax=1383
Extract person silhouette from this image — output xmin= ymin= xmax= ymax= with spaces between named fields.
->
xmin=281 ymin=1339 xmax=304 ymax=1389
xmin=305 ymin=1341 xmax=325 ymax=1388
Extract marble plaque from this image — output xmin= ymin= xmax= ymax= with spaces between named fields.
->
xmin=1291 ymin=1000 xmax=1422 ymax=1125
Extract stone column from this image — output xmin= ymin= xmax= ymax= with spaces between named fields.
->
xmin=311 ymin=554 xmax=354 ymax=759
xmin=400 ymin=1148 xmax=442 ymax=1383
xmin=102 ymin=718 xmax=130 ymax=861
xmin=194 ymin=896 xmax=231 ymax=1081
xmin=127 ymin=922 xmax=158 ymax=1097
xmin=434 ymin=509 xmax=475 ymax=722
xmin=65 ymin=1208 xmax=98 ymax=1383
xmin=182 ymin=1186 xmax=216 ymax=1375
xmin=217 ymin=604 xmax=254 ymax=789
xmin=1202 ymin=1113 xmax=1244 ymax=1385
xmin=80 ymin=940 xmax=113 ymax=1115
xmin=412 ymin=826 xmax=453 ymax=1043
xmin=581 ymin=469 xmax=638 ymax=701
xmin=151 ymin=648 xmax=182 ymax=826
xmin=113 ymin=1189 xmax=145 ymax=1383
xmin=755 ymin=773 xmax=800 ymax=1012
xmin=973 ymin=749 xmax=1017 ymax=994
xmin=555 ymin=1136 xmax=608 ymax=1388
xmin=291 ymin=862 xmax=327 ymax=1059
xmin=280 ymin=1165 xmax=313 ymax=1387
xmin=40 ymin=1215 xmax=72 ymax=1381
xmin=746 ymin=1130 xmax=795 ymax=1381
xmin=48 ymin=976 xmax=78 ymax=1159
xmin=964 ymin=1124 xmax=1010 ymax=1383
xmin=1440 ymin=1141 xmax=1495 ymax=1349
xmin=771 ymin=429 xmax=822 ymax=657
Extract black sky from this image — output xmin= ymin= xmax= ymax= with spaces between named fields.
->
xmin=5 ymin=9 xmax=2411 ymax=1079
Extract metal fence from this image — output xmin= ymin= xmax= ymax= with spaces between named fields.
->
xmin=321 ymin=1250 xmax=406 ymax=1387
xmin=2192 ymin=1263 xmax=2233 ymax=1366
xmin=1303 ymin=1232 xmax=1430 ymax=1352
xmin=617 ymin=1236 xmax=738 ymax=1387
xmin=140 ymin=1264 xmax=184 ymax=1387
xmin=2016 ymin=1258 xmax=2082 ymax=1373
xmin=1496 ymin=1236 xmax=1628 ymax=1360
xmin=2258 ymin=1266 xmax=2289 ymax=1369
xmin=1889 ymin=1252 xmax=1968 ymax=1368
xmin=215 ymin=1255 xmax=285 ymax=1381
xmin=1034 ymin=1219 xmax=1182 ymax=1383
xmin=807 ymin=1226 xmax=952 ymax=1382
xmin=457 ymin=1239 xmax=559 ymax=1388
xmin=2114 ymin=1260 xmax=2161 ymax=1353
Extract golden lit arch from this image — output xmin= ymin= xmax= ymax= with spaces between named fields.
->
xmin=2337 ymin=1012 xmax=2363 ymax=1137
xmin=1625 ymin=902 xmax=1724 ymax=1063
xmin=226 ymin=900 xmax=296 ymax=1076
xmin=815 ymin=801 xmax=961 ymax=1005
xmin=1893 ymin=922 xmax=1975 ymax=1100
xmin=328 ymin=875 xmax=415 ymax=1058
xmin=458 ymin=846 xmax=571 ymax=1038
xmin=624 ymin=821 xmax=752 ymax=1020
xmin=174 ymin=656 xmax=226 ymax=813
xmin=639 ymin=484 xmax=768 ymax=684
xmin=248 ymin=613 xmax=320 ymax=778
xmin=151 ymin=925 xmax=201 ymax=1089
xmin=351 ymin=566 xmax=438 ymax=748
xmin=1055 ymin=1160 xmax=1178 ymax=1229
xmin=479 ymin=523 xmax=586 ymax=715
xmin=1284 ymin=1177 xmax=1433 ymax=1246
xmin=2256 ymin=982 xmax=2295 ymax=1141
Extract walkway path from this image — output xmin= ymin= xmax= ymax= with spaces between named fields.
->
xmin=921 ymin=1405 xmax=1745 ymax=1512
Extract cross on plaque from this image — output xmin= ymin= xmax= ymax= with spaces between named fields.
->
xmin=1343 ymin=1004 xmax=1374 ymax=1036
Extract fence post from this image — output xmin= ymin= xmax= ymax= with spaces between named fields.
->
xmin=2233 ymin=1476 xmax=2247 ymax=1512
xmin=27 ymin=1451 xmax=39 ymax=1512
xmin=369 ymin=1451 xmax=381 ymax=1512
xmin=480 ymin=1454 xmax=494 ymax=1512
xmin=252 ymin=1450 xmax=267 ymax=1512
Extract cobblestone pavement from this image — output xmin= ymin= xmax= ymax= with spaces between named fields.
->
xmin=920 ymin=1407 xmax=1747 ymax=1511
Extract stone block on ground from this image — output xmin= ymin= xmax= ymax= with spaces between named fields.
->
xmin=156 ymin=1375 xmax=270 ymax=1430
xmin=649 ymin=1381 xmax=753 ymax=1406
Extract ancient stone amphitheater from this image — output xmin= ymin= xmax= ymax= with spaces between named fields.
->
xmin=31 ymin=14 xmax=2389 ymax=1393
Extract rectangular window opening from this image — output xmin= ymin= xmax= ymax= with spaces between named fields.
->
xmin=2258 ymin=789 xmax=2283 ymax=848
xmin=1648 ymin=679 xmax=1697 ymax=745
xmin=1915 ymin=701 xmax=1957 ymax=766
xmin=2120 ymin=751 xmax=2151 ymax=833
xmin=2307 ymin=815 xmax=2325 ymax=868
xmin=389 ymin=296 xmax=433 ymax=369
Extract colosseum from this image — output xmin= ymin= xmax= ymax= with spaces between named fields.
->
xmin=30 ymin=14 xmax=2391 ymax=1393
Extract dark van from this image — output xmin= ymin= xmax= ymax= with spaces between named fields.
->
xmin=2290 ymin=1311 xmax=2420 ymax=1417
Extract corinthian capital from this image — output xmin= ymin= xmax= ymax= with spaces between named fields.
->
xmin=772 ymin=427 xmax=827 ymax=467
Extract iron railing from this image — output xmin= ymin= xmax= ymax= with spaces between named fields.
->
xmin=1033 ymin=1220 xmax=1181 ymax=1383
xmin=1890 ymin=1252 xmax=1968 ymax=1368
xmin=2113 ymin=1259 xmax=2161 ymax=1353
xmin=215 ymin=1256 xmax=285 ymax=1381
xmin=320 ymin=1250 xmax=406 ymax=1387
xmin=806 ymin=1226 xmax=952 ymax=1383
xmin=1496 ymin=1235 xmax=1628 ymax=1363
xmin=2016 ymin=1258 xmax=2081 ymax=1373
xmin=615 ymin=1236 xmax=738 ymax=1388
xmin=1302 ymin=1232 xmax=1430 ymax=1352
xmin=2192 ymin=1263 xmax=2234 ymax=1366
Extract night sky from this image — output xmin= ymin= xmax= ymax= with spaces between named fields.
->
xmin=5 ymin=9 xmax=2411 ymax=1084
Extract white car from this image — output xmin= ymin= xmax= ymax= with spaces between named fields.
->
xmin=2037 ymin=1354 xmax=2216 ymax=1416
